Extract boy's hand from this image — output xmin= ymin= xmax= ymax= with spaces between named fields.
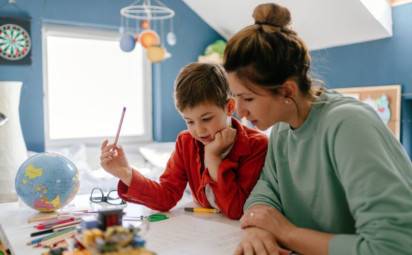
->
xmin=100 ymin=139 xmax=132 ymax=186
xmin=204 ymin=127 xmax=237 ymax=158
xmin=204 ymin=127 xmax=236 ymax=181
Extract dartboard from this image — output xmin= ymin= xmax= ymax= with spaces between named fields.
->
xmin=0 ymin=23 xmax=31 ymax=61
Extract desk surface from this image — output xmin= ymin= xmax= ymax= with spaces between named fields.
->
xmin=0 ymin=195 xmax=240 ymax=255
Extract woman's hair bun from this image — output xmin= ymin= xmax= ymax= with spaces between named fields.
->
xmin=252 ymin=3 xmax=291 ymax=28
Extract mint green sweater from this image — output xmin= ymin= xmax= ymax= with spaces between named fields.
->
xmin=244 ymin=91 xmax=412 ymax=255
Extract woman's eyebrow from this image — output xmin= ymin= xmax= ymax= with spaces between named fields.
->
xmin=234 ymin=92 xmax=253 ymax=97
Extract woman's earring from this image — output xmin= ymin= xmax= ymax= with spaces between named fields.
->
xmin=226 ymin=116 xmax=232 ymax=127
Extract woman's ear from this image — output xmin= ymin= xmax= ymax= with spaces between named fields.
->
xmin=226 ymin=98 xmax=236 ymax=116
xmin=281 ymin=80 xmax=299 ymax=98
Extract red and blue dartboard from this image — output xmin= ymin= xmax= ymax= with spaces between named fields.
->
xmin=0 ymin=23 xmax=31 ymax=61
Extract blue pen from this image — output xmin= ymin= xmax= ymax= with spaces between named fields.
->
xmin=27 ymin=236 xmax=44 ymax=245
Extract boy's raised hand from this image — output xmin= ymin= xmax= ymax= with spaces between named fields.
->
xmin=204 ymin=126 xmax=237 ymax=181
xmin=100 ymin=139 xmax=132 ymax=186
xmin=205 ymin=126 xmax=237 ymax=158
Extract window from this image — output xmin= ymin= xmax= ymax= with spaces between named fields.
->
xmin=43 ymin=24 xmax=151 ymax=148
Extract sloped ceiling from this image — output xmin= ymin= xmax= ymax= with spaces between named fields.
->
xmin=182 ymin=0 xmax=392 ymax=50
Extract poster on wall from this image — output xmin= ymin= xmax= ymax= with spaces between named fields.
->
xmin=0 ymin=17 xmax=32 ymax=65
xmin=335 ymin=85 xmax=401 ymax=140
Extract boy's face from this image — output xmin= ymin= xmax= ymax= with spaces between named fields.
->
xmin=181 ymin=102 xmax=229 ymax=145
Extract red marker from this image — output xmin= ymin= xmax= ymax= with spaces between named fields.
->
xmin=35 ymin=217 xmax=76 ymax=230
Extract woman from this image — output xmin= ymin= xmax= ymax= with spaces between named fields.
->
xmin=224 ymin=3 xmax=412 ymax=255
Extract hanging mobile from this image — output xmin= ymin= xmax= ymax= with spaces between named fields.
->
xmin=119 ymin=15 xmax=136 ymax=52
xmin=166 ymin=19 xmax=176 ymax=46
xmin=119 ymin=0 xmax=175 ymax=62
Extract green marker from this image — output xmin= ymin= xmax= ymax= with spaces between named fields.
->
xmin=147 ymin=213 xmax=168 ymax=222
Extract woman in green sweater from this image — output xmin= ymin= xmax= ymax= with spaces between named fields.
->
xmin=224 ymin=3 xmax=412 ymax=255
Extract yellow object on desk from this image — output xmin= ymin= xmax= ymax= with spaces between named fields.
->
xmin=184 ymin=207 xmax=219 ymax=213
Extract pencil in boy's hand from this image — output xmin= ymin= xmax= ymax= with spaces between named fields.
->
xmin=113 ymin=106 xmax=126 ymax=147
xmin=184 ymin=207 xmax=219 ymax=213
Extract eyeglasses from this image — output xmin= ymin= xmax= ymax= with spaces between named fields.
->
xmin=89 ymin=188 xmax=126 ymax=205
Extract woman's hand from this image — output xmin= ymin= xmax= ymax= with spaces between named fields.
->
xmin=241 ymin=204 xmax=297 ymax=247
xmin=100 ymin=139 xmax=132 ymax=185
xmin=234 ymin=227 xmax=291 ymax=255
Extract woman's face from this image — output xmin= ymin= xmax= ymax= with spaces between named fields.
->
xmin=227 ymin=73 xmax=286 ymax=130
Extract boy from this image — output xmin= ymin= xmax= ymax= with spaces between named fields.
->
xmin=100 ymin=63 xmax=268 ymax=219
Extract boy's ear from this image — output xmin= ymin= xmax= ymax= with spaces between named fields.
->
xmin=226 ymin=98 xmax=235 ymax=116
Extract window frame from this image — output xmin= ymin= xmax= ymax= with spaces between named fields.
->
xmin=42 ymin=23 xmax=152 ymax=148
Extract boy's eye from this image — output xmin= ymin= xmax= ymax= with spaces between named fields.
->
xmin=202 ymin=117 xmax=212 ymax=122
xmin=244 ymin=98 xmax=254 ymax=102
xmin=186 ymin=121 xmax=194 ymax=125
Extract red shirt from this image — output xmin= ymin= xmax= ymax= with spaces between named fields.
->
xmin=118 ymin=118 xmax=268 ymax=219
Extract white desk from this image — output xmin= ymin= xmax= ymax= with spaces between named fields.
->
xmin=0 ymin=195 xmax=241 ymax=255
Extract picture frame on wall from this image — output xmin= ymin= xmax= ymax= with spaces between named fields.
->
xmin=334 ymin=85 xmax=401 ymax=140
xmin=0 ymin=17 xmax=32 ymax=65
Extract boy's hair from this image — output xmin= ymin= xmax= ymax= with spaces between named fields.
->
xmin=174 ymin=63 xmax=230 ymax=112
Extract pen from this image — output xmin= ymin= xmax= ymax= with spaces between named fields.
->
xmin=37 ymin=230 xmax=76 ymax=247
xmin=184 ymin=207 xmax=219 ymax=213
xmin=113 ymin=106 xmax=126 ymax=147
xmin=30 ymin=221 xmax=81 ymax=237
xmin=34 ymin=216 xmax=74 ymax=227
xmin=27 ymin=226 xmax=77 ymax=245
xmin=49 ymin=219 xmax=81 ymax=229
xmin=35 ymin=217 xmax=77 ymax=230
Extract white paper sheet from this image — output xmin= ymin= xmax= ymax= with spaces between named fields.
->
xmin=144 ymin=214 xmax=242 ymax=255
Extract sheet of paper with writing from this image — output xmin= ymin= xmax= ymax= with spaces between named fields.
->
xmin=144 ymin=214 xmax=242 ymax=255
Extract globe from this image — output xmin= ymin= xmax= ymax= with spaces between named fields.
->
xmin=15 ymin=152 xmax=80 ymax=212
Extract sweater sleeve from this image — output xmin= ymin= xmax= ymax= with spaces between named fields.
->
xmin=329 ymin=114 xmax=412 ymax=255
xmin=118 ymin=138 xmax=188 ymax=212
xmin=243 ymin=129 xmax=284 ymax=213
xmin=201 ymin=135 xmax=268 ymax=219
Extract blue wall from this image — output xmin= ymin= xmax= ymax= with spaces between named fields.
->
xmin=0 ymin=0 xmax=222 ymax=152
xmin=4 ymin=1 xmax=410 ymax=156
xmin=151 ymin=1 xmax=223 ymax=142
xmin=311 ymin=3 xmax=412 ymax=157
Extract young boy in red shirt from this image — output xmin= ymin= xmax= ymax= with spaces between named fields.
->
xmin=100 ymin=63 xmax=268 ymax=219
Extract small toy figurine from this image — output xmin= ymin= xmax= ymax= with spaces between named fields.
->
xmin=42 ymin=207 xmax=155 ymax=255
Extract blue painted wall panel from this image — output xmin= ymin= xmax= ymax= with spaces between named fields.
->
xmin=0 ymin=0 xmax=222 ymax=151
xmin=4 ymin=1 xmax=409 ymax=157
xmin=311 ymin=3 xmax=412 ymax=157
xmin=151 ymin=0 xmax=223 ymax=142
